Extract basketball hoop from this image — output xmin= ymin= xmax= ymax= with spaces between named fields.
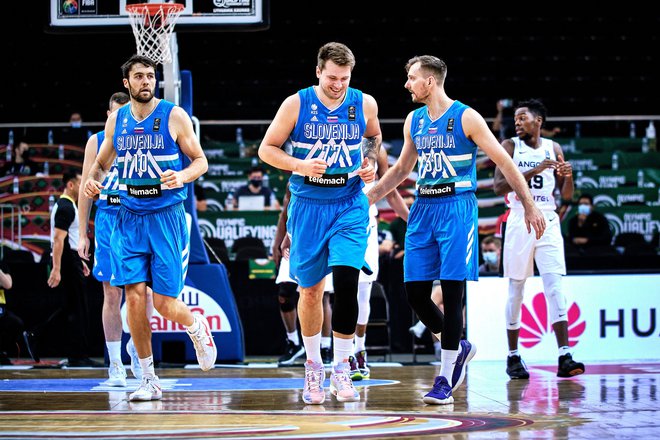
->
xmin=126 ymin=3 xmax=184 ymax=65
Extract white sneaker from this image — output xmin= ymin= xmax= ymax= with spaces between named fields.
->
xmin=105 ymin=361 xmax=127 ymax=387
xmin=409 ymin=320 xmax=426 ymax=339
xmin=186 ymin=314 xmax=217 ymax=371
xmin=126 ymin=338 xmax=142 ymax=380
xmin=129 ymin=375 xmax=162 ymax=401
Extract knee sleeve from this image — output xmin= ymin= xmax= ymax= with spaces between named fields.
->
xmin=506 ymin=278 xmax=526 ymax=330
xmin=405 ymin=280 xmax=443 ymax=334
xmin=331 ymin=266 xmax=360 ymax=335
xmin=357 ymin=281 xmax=371 ymax=325
xmin=278 ymin=282 xmax=299 ymax=313
xmin=541 ymin=272 xmax=567 ymax=324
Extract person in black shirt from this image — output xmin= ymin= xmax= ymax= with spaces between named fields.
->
xmin=568 ymin=193 xmax=613 ymax=248
xmin=46 ymin=170 xmax=100 ymax=367
xmin=231 ymin=166 xmax=281 ymax=210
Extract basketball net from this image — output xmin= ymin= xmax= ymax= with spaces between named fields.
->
xmin=126 ymin=3 xmax=184 ymax=65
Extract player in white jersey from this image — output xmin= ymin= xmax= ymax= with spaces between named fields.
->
xmin=493 ymin=99 xmax=584 ymax=380
xmin=349 ymin=146 xmax=408 ymax=380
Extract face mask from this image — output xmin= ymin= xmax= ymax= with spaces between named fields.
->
xmin=578 ymin=204 xmax=591 ymax=216
xmin=249 ymin=179 xmax=262 ymax=188
xmin=482 ymin=251 xmax=498 ymax=265
xmin=71 ymin=121 xmax=82 ymax=128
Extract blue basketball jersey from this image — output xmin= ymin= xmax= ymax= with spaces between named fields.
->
xmin=113 ymin=100 xmax=186 ymax=212
xmin=411 ymin=101 xmax=478 ymax=197
xmin=288 ymin=86 xmax=367 ymax=200
xmin=94 ymin=131 xmax=120 ymax=213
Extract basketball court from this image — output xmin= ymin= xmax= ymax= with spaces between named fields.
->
xmin=1 ymin=359 xmax=659 ymax=438
xmin=6 ymin=2 xmax=652 ymax=439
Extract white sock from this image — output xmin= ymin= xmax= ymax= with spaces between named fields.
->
xmin=354 ymin=334 xmax=366 ymax=353
xmin=439 ymin=349 xmax=459 ymax=384
xmin=303 ymin=332 xmax=322 ymax=364
xmin=139 ymin=355 xmax=155 ymax=379
xmin=333 ymin=337 xmax=354 ymax=365
xmin=413 ymin=320 xmax=426 ymax=332
xmin=185 ymin=316 xmax=200 ymax=333
xmin=320 ymin=336 xmax=332 ymax=349
xmin=106 ymin=341 xmax=122 ymax=364
xmin=509 ymin=349 xmax=520 ymax=357
xmin=287 ymin=331 xmax=300 ymax=346
xmin=558 ymin=346 xmax=570 ymax=356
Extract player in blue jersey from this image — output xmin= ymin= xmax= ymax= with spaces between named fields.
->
xmin=78 ymin=92 xmax=155 ymax=386
xmin=83 ymin=55 xmax=216 ymax=401
xmin=367 ymin=55 xmax=546 ymax=405
xmin=259 ymin=42 xmax=380 ymax=404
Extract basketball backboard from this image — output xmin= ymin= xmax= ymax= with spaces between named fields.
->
xmin=49 ymin=0 xmax=269 ymax=32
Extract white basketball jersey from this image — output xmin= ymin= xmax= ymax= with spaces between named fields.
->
xmin=505 ymin=137 xmax=556 ymax=211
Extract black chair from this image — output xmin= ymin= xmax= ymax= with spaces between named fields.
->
xmin=235 ymin=246 xmax=269 ymax=261
xmin=365 ymin=281 xmax=392 ymax=361
xmin=231 ymin=236 xmax=267 ymax=255
xmin=203 ymin=237 xmax=230 ymax=266
xmin=614 ymin=232 xmax=656 ymax=256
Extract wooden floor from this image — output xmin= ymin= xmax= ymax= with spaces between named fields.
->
xmin=0 ymin=358 xmax=658 ymax=439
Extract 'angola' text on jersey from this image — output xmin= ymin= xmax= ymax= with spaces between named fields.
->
xmin=113 ymin=100 xmax=186 ymax=212
xmin=289 ymin=86 xmax=367 ymax=199
xmin=411 ymin=100 xmax=478 ymax=198
xmin=505 ymin=136 xmax=557 ymax=211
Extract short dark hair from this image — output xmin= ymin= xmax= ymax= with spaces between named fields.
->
xmin=109 ymin=92 xmax=129 ymax=110
xmin=248 ymin=166 xmax=265 ymax=175
xmin=62 ymin=170 xmax=80 ymax=185
xmin=121 ymin=54 xmax=157 ymax=79
xmin=516 ymin=99 xmax=548 ymax=128
xmin=578 ymin=193 xmax=593 ymax=204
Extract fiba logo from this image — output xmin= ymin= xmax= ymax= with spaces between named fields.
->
xmin=519 ymin=292 xmax=586 ymax=349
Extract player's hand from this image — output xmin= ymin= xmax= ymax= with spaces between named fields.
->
xmin=160 ymin=169 xmax=185 ymax=188
xmin=83 ymin=179 xmax=104 ymax=198
xmin=281 ymin=234 xmax=291 ymax=260
xmin=357 ymin=157 xmax=375 ymax=184
xmin=78 ymin=236 xmax=90 ymax=261
xmin=524 ymin=205 xmax=546 ymax=240
xmin=272 ymin=243 xmax=282 ymax=267
xmin=296 ymin=158 xmax=327 ymax=178
xmin=47 ymin=268 xmax=61 ymax=288
xmin=82 ymin=261 xmax=90 ymax=277
xmin=537 ymin=159 xmax=559 ymax=171
xmin=555 ymin=155 xmax=573 ymax=177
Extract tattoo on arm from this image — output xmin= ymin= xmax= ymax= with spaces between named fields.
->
xmin=361 ymin=136 xmax=380 ymax=165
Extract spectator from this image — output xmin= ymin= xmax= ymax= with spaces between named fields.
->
xmin=59 ymin=112 xmax=89 ymax=147
xmin=567 ymin=194 xmax=613 ymax=248
xmin=479 ymin=235 xmax=502 ymax=274
xmin=231 ymin=166 xmax=281 ymax=210
xmin=194 ymin=181 xmax=208 ymax=212
xmin=6 ymin=142 xmax=34 ymax=176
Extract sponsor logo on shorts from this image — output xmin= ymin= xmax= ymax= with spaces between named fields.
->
xmin=305 ymin=173 xmax=348 ymax=187
xmin=107 ymin=195 xmax=121 ymax=206
xmin=127 ymin=184 xmax=162 ymax=198
xmin=417 ymin=183 xmax=455 ymax=197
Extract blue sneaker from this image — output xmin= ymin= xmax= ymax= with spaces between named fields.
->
xmin=451 ymin=339 xmax=476 ymax=392
xmin=423 ymin=375 xmax=454 ymax=405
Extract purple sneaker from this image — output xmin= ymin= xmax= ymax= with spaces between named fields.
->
xmin=302 ymin=360 xmax=326 ymax=404
xmin=330 ymin=360 xmax=360 ymax=402
xmin=451 ymin=339 xmax=477 ymax=392
xmin=423 ymin=375 xmax=453 ymax=405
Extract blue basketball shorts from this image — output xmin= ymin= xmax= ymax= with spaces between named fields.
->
xmin=92 ymin=208 xmax=118 ymax=282
xmin=110 ymin=202 xmax=190 ymax=297
xmin=287 ymin=192 xmax=369 ymax=288
xmin=404 ymin=192 xmax=479 ymax=282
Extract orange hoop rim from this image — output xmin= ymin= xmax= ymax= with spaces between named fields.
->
xmin=126 ymin=3 xmax=184 ymax=16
